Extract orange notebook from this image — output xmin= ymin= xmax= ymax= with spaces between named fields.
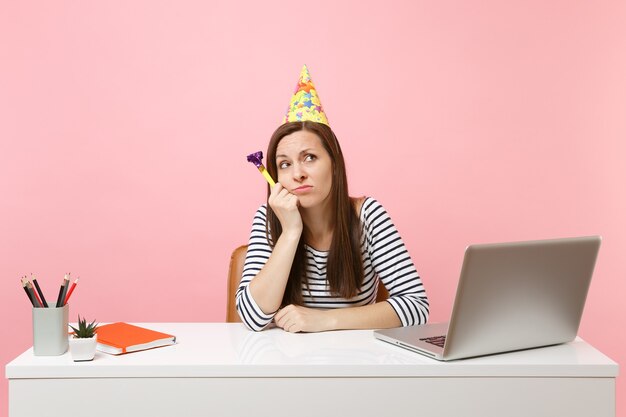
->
xmin=95 ymin=322 xmax=176 ymax=355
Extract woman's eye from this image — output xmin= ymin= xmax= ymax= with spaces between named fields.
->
xmin=278 ymin=161 xmax=290 ymax=169
xmin=304 ymin=154 xmax=316 ymax=162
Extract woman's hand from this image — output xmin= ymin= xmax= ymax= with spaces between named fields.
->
xmin=268 ymin=183 xmax=303 ymax=236
xmin=274 ymin=305 xmax=335 ymax=333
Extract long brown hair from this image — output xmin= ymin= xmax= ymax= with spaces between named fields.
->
xmin=265 ymin=121 xmax=364 ymax=306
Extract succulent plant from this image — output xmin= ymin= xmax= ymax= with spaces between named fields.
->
xmin=70 ymin=315 xmax=99 ymax=338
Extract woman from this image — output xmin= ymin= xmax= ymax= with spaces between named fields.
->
xmin=236 ymin=66 xmax=428 ymax=332
xmin=237 ymin=120 xmax=429 ymax=332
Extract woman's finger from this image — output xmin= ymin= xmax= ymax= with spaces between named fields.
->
xmin=271 ymin=182 xmax=283 ymax=194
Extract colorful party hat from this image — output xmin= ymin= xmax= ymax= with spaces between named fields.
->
xmin=282 ymin=65 xmax=329 ymax=126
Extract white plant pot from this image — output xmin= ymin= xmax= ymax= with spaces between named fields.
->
xmin=69 ymin=334 xmax=98 ymax=361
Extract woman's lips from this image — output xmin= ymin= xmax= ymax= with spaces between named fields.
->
xmin=293 ymin=185 xmax=313 ymax=193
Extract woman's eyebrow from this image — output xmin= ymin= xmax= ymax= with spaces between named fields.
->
xmin=276 ymin=149 xmax=315 ymax=159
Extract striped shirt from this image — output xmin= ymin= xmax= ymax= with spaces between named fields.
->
xmin=236 ymin=197 xmax=429 ymax=331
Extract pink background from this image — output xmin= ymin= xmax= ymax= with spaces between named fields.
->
xmin=1 ymin=1 xmax=624 ymax=414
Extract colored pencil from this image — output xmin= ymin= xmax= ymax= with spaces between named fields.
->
xmin=59 ymin=274 xmax=70 ymax=305
xmin=27 ymin=281 xmax=44 ymax=308
xmin=64 ymin=277 xmax=79 ymax=305
xmin=31 ymin=275 xmax=48 ymax=308
xmin=56 ymin=275 xmax=69 ymax=307
xmin=24 ymin=279 xmax=42 ymax=308
xmin=21 ymin=278 xmax=35 ymax=307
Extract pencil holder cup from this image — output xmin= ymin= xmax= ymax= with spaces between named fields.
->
xmin=32 ymin=304 xmax=69 ymax=356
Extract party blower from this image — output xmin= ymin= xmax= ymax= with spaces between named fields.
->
xmin=246 ymin=151 xmax=275 ymax=187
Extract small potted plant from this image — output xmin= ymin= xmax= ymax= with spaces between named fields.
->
xmin=69 ymin=315 xmax=99 ymax=361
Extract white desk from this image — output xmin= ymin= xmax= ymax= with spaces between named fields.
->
xmin=6 ymin=323 xmax=618 ymax=417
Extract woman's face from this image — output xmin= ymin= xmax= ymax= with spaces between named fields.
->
xmin=275 ymin=130 xmax=333 ymax=209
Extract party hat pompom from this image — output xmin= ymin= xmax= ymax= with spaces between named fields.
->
xmin=282 ymin=65 xmax=329 ymax=126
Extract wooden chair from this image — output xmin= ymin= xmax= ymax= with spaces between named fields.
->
xmin=226 ymin=245 xmax=390 ymax=322
xmin=226 ymin=245 xmax=247 ymax=323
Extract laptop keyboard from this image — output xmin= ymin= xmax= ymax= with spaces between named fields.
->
xmin=420 ymin=335 xmax=446 ymax=348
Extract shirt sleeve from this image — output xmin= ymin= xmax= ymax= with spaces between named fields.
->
xmin=362 ymin=198 xmax=429 ymax=326
xmin=235 ymin=205 xmax=277 ymax=331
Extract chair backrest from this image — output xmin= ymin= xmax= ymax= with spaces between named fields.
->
xmin=226 ymin=245 xmax=247 ymax=323
xmin=226 ymin=245 xmax=390 ymax=322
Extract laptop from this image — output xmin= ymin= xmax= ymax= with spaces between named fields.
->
xmin=374 ymin=236 xmax=601 ymax=361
